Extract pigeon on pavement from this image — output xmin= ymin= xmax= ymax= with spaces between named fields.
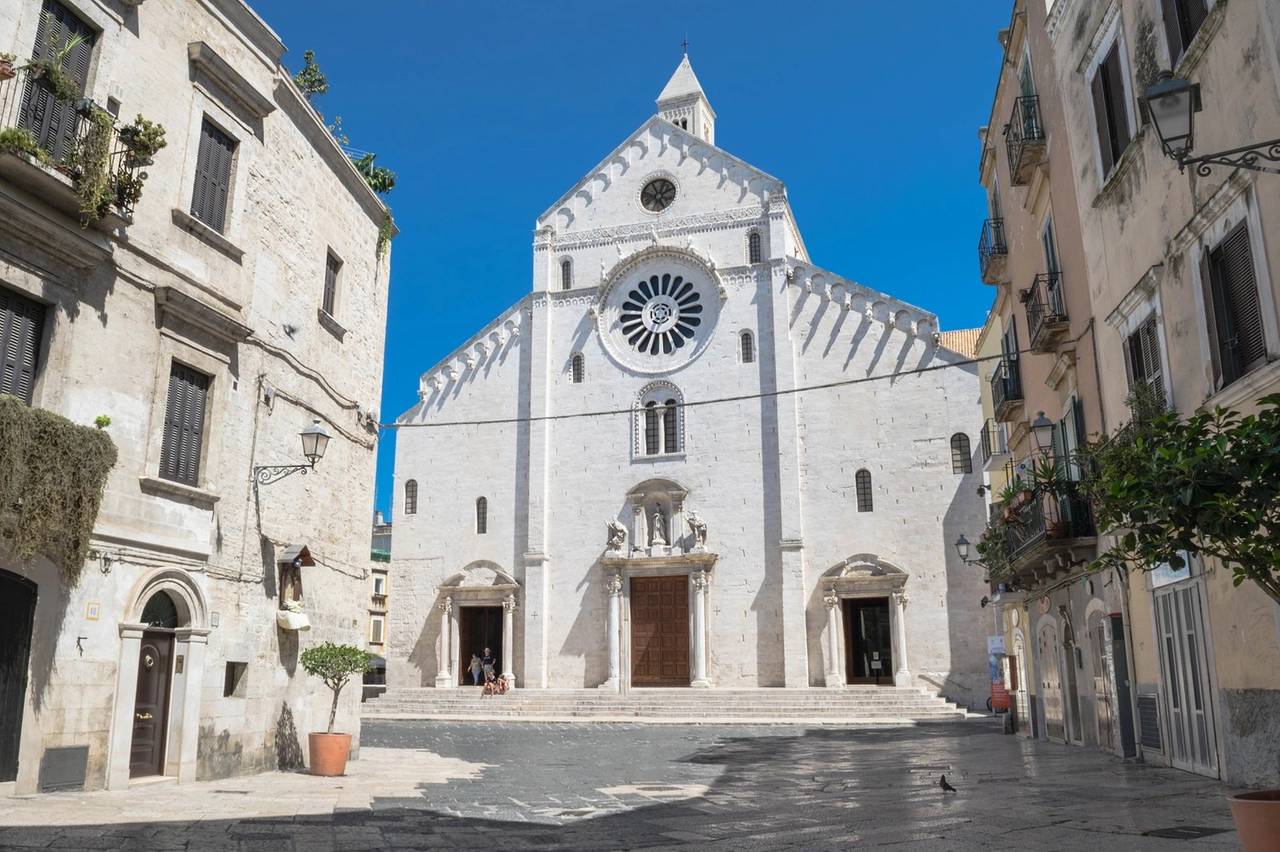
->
xmin=939 ymin=774 xmax=957 ymax=792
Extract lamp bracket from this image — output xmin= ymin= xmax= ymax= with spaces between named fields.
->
xmin=1177 ymin=138 xmax=1280 ymax=177
xmin=253 ymin=464 xmax=312 ymax=489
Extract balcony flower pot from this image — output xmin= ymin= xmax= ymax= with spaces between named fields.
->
xmin=0 ymin=59 xmax=15 ymax=82
xmin=299 ymin=642 xmax=371 ymax=777
xmin=1228 ymin=790 xmax=1280 ymax=852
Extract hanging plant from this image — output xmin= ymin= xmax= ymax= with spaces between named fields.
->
xmin=0 ymin=394 xmax=117 ymax=585
xmin=67 ymin=106 xmax=115 ymax=225
xmin=376 ymin=207 xmax=393 ymax=261
xmin=0 ymin=127 xmax=52 ymax=167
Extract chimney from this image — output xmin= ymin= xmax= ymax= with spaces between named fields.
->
xmin=374 ymin=510 xmax=384 ymax=526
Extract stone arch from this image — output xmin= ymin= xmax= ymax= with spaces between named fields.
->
xmin=126 ymin=568 xmax=209 ymax=630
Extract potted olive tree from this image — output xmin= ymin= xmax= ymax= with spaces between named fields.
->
xmin=298 ymin=642 xmax=372 ymax=776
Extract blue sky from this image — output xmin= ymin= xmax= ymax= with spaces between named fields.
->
xmin=247 ymin=1 xmax=1011 ymax=519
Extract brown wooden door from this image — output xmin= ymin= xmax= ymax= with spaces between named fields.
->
xmin=129 ymin=631 xmax=173 ymax=778
xmin=458 ymin=606 xmax=503 ymax=686
xmin=844 ymin=597 xmax=892 ymax=685
xmin=630 ymin=576 xmax=689 ymax=686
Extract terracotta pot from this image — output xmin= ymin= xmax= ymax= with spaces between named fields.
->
xmin=307 ymin=732 xmax=352 ymax=776
xmin=0 ymin=60 xmax=15 ymax=82
xmin=1228 ymin=790 xmax=1280 ymax=852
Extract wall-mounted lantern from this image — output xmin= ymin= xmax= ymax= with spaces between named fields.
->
xmin=253 ymin=419 xmax=332 ymax=491
xmin=1142 ymin=70 xmax=1280 ymax=176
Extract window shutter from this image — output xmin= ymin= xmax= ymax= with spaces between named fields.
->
xmin=1122 ymin=330 xmax=1137 ymax=389
xmin=159 ymin=363 xmax=209 ymax=486
xmin=0 ymin=287 xmax=46 ymax=406
xmin=1199 ymin=250 xmax=1223 ymax=388
xmin=1138 ymin=315 xmax=1165 ymax=403
xmin=323 ymin=254 xmax=339 ymax=315
xmin=1091 ymin=70 xmax=1114 ymax=176
xmin=1184 ymin=0 xmax=1209 ymax=47
xmin=1104 ymin=46 xmax=1131 ymax=156
xmin=1161 ymin=0 xmax=1185 ymax=61
xmin=192 ymin=121 xmax=235 ymax=232
xmin=1218 ymin=224 xmax=1266 ymax=376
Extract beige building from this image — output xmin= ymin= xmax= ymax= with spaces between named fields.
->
xmin=0 ymin=0 xmax=392 ymax=794
xmin=978 ymin=0 xmax=1280 ymax=787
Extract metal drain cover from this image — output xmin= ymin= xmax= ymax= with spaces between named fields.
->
xmin=1144 ymin=826 xmax=1232 ymax=839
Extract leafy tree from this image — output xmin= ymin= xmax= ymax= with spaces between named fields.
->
xmin=354 ymin=152 xmax=396 ymax=195
xmin=1078 ymin=392 xmax=1280 ymax=606
xmin=293 ymin=50 xmax=328 ymax=104
xmin=299 ymin=642 xmax=372 ymax=734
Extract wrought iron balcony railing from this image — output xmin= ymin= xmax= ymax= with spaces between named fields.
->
xmin=990 ymin=357 xmax=1024 ymax=420
xmin=0 ymin=66 xmax=151 ymax=221
xmin=1006 ymin=95 xmax=1047 ymax=185
xmin=1006 ymin=489 xmax=1095 ymax=563
xmin=978 ymin=218 xmax=1009 ymax=285
xmin=980 ymin=418 xmax=1009 ymax=466
xmin=1024 ymin=272 xmax=1069 ymax=352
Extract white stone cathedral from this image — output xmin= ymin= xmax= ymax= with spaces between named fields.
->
xmin=388 ymin=58 xmax=991 ymax=703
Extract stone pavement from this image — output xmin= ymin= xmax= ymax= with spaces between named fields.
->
xmin=0 ymin=719 xmax=1246 ymax=851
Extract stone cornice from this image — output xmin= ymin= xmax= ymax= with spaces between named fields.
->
xmin=549 ymin=207 xmax=765 ymax=253
xmin=155 ymin=285 xmax=252 ymax=345
xmin=187 ymin=42 xmax=275 ymax=120
xmin=599 ymin=552 xmax=718 ymax=571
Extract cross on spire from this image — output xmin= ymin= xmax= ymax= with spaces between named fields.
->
xmin=682 ymin=36 xmax=689 ymax=56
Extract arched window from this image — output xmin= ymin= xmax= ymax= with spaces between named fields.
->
xmin=476 ymin=497 xmax=488 ymax=534
xmin=561 ymin=258 xmax=572 ymax=290
xmin=950 ymin=433 xmax=973 ymax=474
xmin=740 ymin=331 xmax=755 ymax=364
xmin=141 ymin=591 xmax=179 ymax=629
xmin=570 ymin=353 xmax=584 ymax=384
xmin=855 ymin=469 xmax=873 ymax=512
xmin=637 ymin=382 xmax=684 ymax=457
xmin=748 ymin=231 xmax=762 ymax=264
xmin=404 ymin=479 xmax=418 ymax=515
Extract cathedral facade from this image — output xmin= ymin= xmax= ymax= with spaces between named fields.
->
xmin=388 ymin=58 xmax=990 ymax=702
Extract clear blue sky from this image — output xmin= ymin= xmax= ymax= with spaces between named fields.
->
xmin=247 ymin=0 xmax=1011 ymax=520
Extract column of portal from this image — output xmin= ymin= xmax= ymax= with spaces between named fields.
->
xmin=892 ymin=591 xmax=912 ymax=687
xmin=824 ymin=590 xmax=843 ymax=687
xmin=691 ymin=572 xmax=710 ymax=687
xmin=602 ymin=574 xmax=622 ymax=692
xmin=435 ymin=597 xmax=454 ymax=688
xmin=502 ymin=594 xmax=517 ymax=689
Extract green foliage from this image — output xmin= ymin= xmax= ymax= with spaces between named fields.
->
xmin=118 ymin=114 xmax=167 ymax=160
xmin=23 ymin=18 xmax=86 ymax=102
xmin=69 ymin=106 xmax=115 ymax=225
xmin=975 ymin=522 xmax=1012 ymax=582
xmin=299 ymin=642 xmax=373 ymax=734
xmin=354 ymin=153 xmax=396 ymax=195
xmin=0 ymin=394 xmax=118 ymax=585
xmin=1078 ymin=393 xmax=1280 ymax=605
xmin=292 ymin=50 xmax=329 ymax=104
xmin=93 ymin=415 xmax=111 ymax=430
xmin=377 ymin=208 xmax=393 ymax=261
xmin=328 ymin=115 xmax=349 ymax=146
xmin=0 ymin=52 xmax=16 ymax=63
xmin=0 ymin=127 xmax=51 ymax=167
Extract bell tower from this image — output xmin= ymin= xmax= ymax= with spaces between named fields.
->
xmin=656 ymin=55 xmax=716 ymax=145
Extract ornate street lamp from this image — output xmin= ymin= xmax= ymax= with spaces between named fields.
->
xmin=1142 ymin=70 xmax=1280 ymax=175
xmin=254 ymin=418 xmax=332 ymax=489
xmin=1030 ymin=411 xmax=1055 ymax=454
xmin=954 ymin=535 xmax=975 ymax=565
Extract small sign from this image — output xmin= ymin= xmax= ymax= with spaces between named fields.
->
xmin=990 ymin=682 xmax=1011 ymax=710
xmin=987 ymin=635 xmax=1006 ymax=656
xmin=85 ymin=602 xmax=100 ymax=621
xmin=871 ymin=652 xmax=879 ymax=660
xmin=870 ymin=660 xmax=882 ymax=670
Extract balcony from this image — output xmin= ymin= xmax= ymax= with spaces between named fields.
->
xmin=990 ymin=358 xmax=1024 ymax=422
xmin=0 ymin=66 xmax=153 ymax=224
xmin=1023 ymin=272 xmax=1069 ymax=352
xmin=980 ymin=418 xmax=1009 ymax=470
xmin=978 ymin=218 xmax=1009 ymax=285
xmin=1005 ymin=95 xmax=1047 ymax=185
xmin=1005 ymin=489 xmax=1095 ymax=575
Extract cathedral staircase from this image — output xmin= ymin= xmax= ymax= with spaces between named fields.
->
xmin=362 ymin=687 xmax=987 ymax=725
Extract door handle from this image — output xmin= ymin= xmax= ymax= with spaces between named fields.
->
xmin=135 ymin=712 xmax=153 ymax=721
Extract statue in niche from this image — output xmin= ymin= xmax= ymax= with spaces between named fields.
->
xmin=650 ymin=506 xmax=667 ymax=546
xmin=687 ymin=512 xmax=708 ymax=549
xmin=605 ymin=519 xmax=628 ymax=553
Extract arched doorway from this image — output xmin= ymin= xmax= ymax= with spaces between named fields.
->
xmin=435 ymin=562 xmax=519 ymax=689
xmin=819 ymin=555 xmax=911 ymax=689
xmin=1010 ymin=629 xmax=1031 ymax=736
xmin=131 ymin=591 xmax=179 ymax=778
xmin=0 ymin=570 xmax=37 ymax=784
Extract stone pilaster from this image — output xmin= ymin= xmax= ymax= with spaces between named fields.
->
xmin=502 ymin=594 xmax=517 ymax=689
xmin=824 ymin=590 xmax=844 ymax=688
xmin=892 ymin=591 xmax=912 ymax=687
xmin=434 ymin=597 xmax=454 ymax=688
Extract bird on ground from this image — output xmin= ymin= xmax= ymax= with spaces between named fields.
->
xmin=939 ymin=774 xmax=957 ymax=792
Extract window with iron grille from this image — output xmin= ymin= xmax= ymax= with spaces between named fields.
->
xmin=1161 ymin=0 xmax=1209 ymax=65
xmin=1090 ymin=42 xmax=1132 ymax=178
xmin=191 ymin=119 xmax=236 ymax=232
xmin=159 ymin=362 xmax=210 ymax=486
xmin=748 ymin=232 xmax=762 ymax=264
xmin=570 ymin=353 xmax=584 ymax=384
xmin=561 ymin=259 xmax=572 ymax=290
xmin=403 ymin=479 xmax=418 ymax=514
xmin=476 ymin=497 xmax=488 ymax=534
xmin=323 ymin=252 xmax=341 ymax=316
xmin=1201 ymin=222 xmax=1265 ymax=391
xmin=855 ymin=469 xmax=873 ymax=512
xmin=1123 ymin=314 xmax=1166 ymax=406
xmin=0 ymin=285 xmax=46 ymax=406
xmin=950 ymin=433 xmax=972 ymax=474
xmin=740 ymin=331 xmax=754 ymax=364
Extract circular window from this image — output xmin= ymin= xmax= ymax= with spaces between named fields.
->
xmin=621 ymin=273 xmax=703 ymax=355
xmin=640 ymin=178 xmax=677 ymax=212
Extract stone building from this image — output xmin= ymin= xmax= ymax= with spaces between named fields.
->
xmin=0 ymin=0 xmax=392 ymax=794
xmin=978 ymin=0 xmax=1280 ymax=787
xmin=388 ymin=58 xmax=990 ymax=703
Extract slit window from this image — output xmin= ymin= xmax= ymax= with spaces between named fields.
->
xmin=748 ymin=232 xmax=762 ymax=264
xmin=663 ymin=399 xmax=679 ymax=453
xmin=476 ymin=497 xmax=488 ymax=534
xmin=950 ymin=433 xmax=973 ymax=474
xmin=561 ymin=259 xmax=572 ymax=290
xmin=644 ymin=402 xmax=660 ymax=455
xmin=740 ymin=331 xmax=755 ymax=364
xmin=323 ymin=252 xmax=341 ymax=316
xmin=855 ymin=469 xmax=874 ymax=513
xmin=404 ymin=479 xmax=418 ymax=515
xmin=570 ymin=353 xmax=584 ymax=384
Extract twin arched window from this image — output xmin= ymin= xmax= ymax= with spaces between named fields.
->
xmin=855 ymin=469 xmax=873 ymax=513
xmin=637 ymin=383 xmax=683 ymax=456
xmin=476 ymin=497 xmax=488 ymax=534
xmin=570 ymin=353 xmax=584 ymax=384
xmin=950 ymin=433 xmax=973 ymax=474
xmin=748 ymin=231 xmax=762 ymax=264
xmin=740 ymin=331 xmax=755 ymax=364
xmin=404 ymin=479 xmax=418 ymax=515
xmin=561 ymin=259 xmax=572 ymax=290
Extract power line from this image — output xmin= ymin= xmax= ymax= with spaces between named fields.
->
xmin=381 ymin=329 xmax=1073 ymax=431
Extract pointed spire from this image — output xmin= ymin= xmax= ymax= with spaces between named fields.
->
xmin=656 ymin=55 xmax=716 ymax=144
xmin=658 ymin=55 xmax=706 ymax=103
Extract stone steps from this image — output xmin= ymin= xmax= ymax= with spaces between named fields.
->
xmin=362 ymin=686 xmax=983 ymax=724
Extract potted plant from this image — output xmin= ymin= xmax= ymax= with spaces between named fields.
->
xmin=118 ymin=114 xmax=167 ymax=165
xmin=1026 ymin=457 xmax=1070 ymax=538
xmin=298 ymin=642 xmax=372 ymax=776
xmin=22 ymin=23 xmax=86 ymax=103
xmin=0 ymin=53 xmax=16 ymax=82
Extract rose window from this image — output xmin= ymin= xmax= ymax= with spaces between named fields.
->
xmin=620 ymin=273 xmax=703 ymax=355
